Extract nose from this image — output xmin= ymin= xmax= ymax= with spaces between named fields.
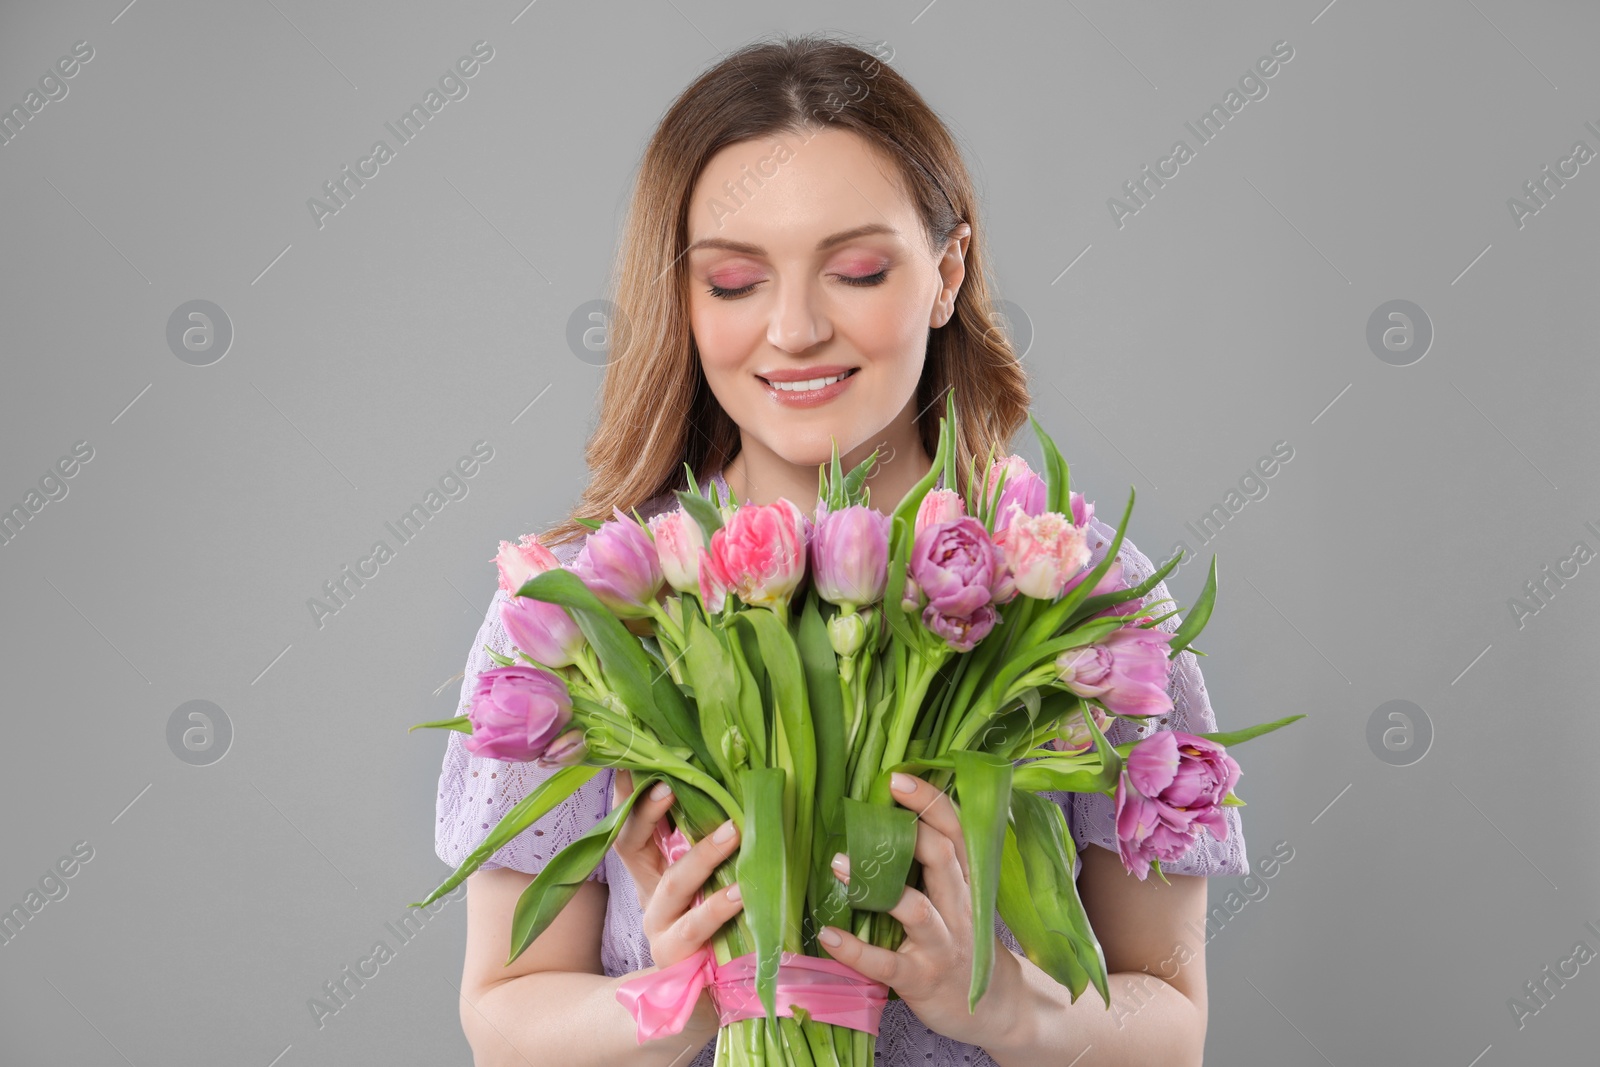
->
xmin=766 ymin=279 xmax=831 ymax=353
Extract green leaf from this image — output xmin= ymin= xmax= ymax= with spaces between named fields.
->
xmin=842 ymin=448 xmax=879 ymax=507
xmin=951 ymin=750 xmax=1013 ymax=1012
xmin=505 ymin=771 xmax=663 ymax=964
xmin=574 ymin=516 xmax=605 ymax=531
xmin=1112 ymin=712 xmax=1306 ymax=756
xmin=483 ymin=645 xmax=515 ymax=667
xmin=737 ymin=608 xmax=816 ymax=919
xmin=840 ymin=795 xmax=918 ymax=912
xmin=797 ymin=596 xmax=848 ymax=864
xmin=674 ymin=489 xmax=725 ymax=543
xmin=725 ymin=620 xmax=770 ymax=768
xmin=407 ymin=715 xmax=471 ymax=734
xmin=1168 ymin=555 xmax=1218 ymax=659
xmin=1010 ymin=790 xmax=1111 ymax=1006
xmin=411 ymin=764 xmax=601 ymax=909
xmin=1029 ymin=411 xmax=1072 ymax=517
xmin=680 ymin=605 xmax=740 ymax=784
xmin=942 ymin=389 xmax=958 ymax=492
xmin=995 ymin=821 xmax=1090 ymax=998
xmin=739 ymin=766 xmax=788 ymax=1020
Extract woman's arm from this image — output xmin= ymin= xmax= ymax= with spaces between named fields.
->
xmin=457 ymin=868 xmax=720 ymax=1067
xmin=977 ymin=843 xmax=1210 ymax=1067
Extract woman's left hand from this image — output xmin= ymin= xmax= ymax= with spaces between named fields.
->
xmin=817 ymin=771 xmax=1022 ymax=1048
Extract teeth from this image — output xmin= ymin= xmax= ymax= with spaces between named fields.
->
xmin=768 ymin=371 xmax=850 ymax=392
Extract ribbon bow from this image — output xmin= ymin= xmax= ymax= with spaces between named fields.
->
xmin=614 ymin=819 xmax=890 ymax=1044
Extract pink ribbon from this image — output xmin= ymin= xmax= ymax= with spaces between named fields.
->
xmin=615 ymin=946 xmax=890 ymax=1043
xmin=614 ymin=818 xmax=890 ymax=1044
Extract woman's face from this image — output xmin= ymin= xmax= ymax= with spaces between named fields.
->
xmin=684 ymin=126 xmax=968 ymax=481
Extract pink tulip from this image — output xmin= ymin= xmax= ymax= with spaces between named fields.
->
xmin=703 ymin=499 xmax=808 ymax=610
xmin=493 ymin=533 xmax=561 ymax=595
xmin=500 ymin=594 xmax=585 ymax=669
xmin=1053 ymin=625 xmax=1175 ymax=717
xmin=1114 ymin=730 xmax=1240 ymax=879
xmin=915 ymin=488 xmax=965 ymax=534
xmin=994 ymin=511 xmax=1091 ymax=600
xmin=465 ymin=664 xmax=574 ymax=764
xmin=570 ymin=508 xmax=664 ymax=618
xmin=988 ymin=455 xmax=1047 ymax=535
xmin=648 ymin=508 xmax=705 ymax=595
xmin=811 ymin=503 xmax=890 ymax=609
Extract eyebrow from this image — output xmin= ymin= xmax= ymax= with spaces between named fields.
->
xmin=684 ymin=223 xmax=899 ymax=257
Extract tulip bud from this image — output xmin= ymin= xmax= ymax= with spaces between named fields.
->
xmin=827 ymin=610 xmax=868 ymax=658
xmin=648 ymin=508 xmax=705 ymax=594
xmin=535 ymin=728 xmax=588 ymax=769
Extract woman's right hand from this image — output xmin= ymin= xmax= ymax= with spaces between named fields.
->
xmin=612 ymin=769 xmax=744 ymax=973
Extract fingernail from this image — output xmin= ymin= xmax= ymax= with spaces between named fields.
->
xmin=714 ymin=819 xmax=737 ymax=843
xmin=819 ymin=927 xmax=842 ymax=947
xmin=727 ymin=883 xmax=741 ymax=901
xmin=830 ymin=851 xmax=850 ymax=876
xmin=650 ymin=781 xmax=672 ymax=801
xmin=891 ymin=772 xmax=916 ymax=794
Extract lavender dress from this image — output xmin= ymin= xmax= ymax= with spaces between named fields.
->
xmin=436 ymin=470 xmax=1248 ymax=1065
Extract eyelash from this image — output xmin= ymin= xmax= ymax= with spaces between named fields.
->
xmin=706 ymin=269 xmax=890 ymax=300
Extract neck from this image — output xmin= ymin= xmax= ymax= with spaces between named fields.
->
xmin=721 ymin=409 xmax=934 ymax=517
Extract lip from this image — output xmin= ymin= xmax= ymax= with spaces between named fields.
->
xmin=757 ymin=367 xmax=859 ymax=407
xmin=757 ymin=364 xmax=857 ymax=382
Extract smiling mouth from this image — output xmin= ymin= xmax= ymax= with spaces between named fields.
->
xmin=758 ymin=368 xmax=859 ymax=392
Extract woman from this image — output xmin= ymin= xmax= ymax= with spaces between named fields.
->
xmin=436 ymin=32 xmax=1246 ymax=1066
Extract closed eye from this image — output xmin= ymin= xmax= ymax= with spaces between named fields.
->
xmin=707 ymin=268 xmax=891 ymax=300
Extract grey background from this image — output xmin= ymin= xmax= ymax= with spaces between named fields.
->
xmin=2 ymin=0 xmax=1595 ymax=1064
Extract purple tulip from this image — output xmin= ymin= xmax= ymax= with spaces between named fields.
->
xmin=464 ymin=664 xmax=574 ymax=764
xmin=907 ymin=517 xmax=1004 ymax=618
xmin=921 ymin=602 xmax=997 ymax=652
xmin=500 ymin=594 xmax=586 ymax=669
xmin=1053 ymin=625 xmax=1175 ymax=718
xmin=570 ymin=507 xmax=664 ymax=618
xmin=1114 ymin=730 xmax=1240 ymax=879
xmin=811 ymin=503 xmax=890 ymax=609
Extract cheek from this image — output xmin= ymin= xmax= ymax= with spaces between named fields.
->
xmin=688 ymin=302 xmax=753 ymax=376
xmin=841 ymin=297 xmax=926 ymax=375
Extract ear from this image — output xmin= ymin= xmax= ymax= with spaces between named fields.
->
xmin=931 ymin=222 xmax=972 ymax=328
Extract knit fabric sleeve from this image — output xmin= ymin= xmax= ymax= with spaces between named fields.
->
xmin=433 ymin=537 xmax=614 ymax=882
xmin=1049 ymin=515 xmax=1250 ymax=879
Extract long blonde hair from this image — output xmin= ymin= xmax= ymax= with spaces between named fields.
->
xmin=541 ymin=32 xmax=1030 ymax=549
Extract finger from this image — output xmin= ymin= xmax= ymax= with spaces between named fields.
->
xmin=910 ymin=819 xmax=970 ymax=924
xmin=671 ymin=881 xmax=745 ymax=954
xmin=817 ymin=922 xmax=910 ymax=990
xmin=656 ymin=818 xmax=739 ymax=915
xmin=889 ymin=772 xmax=969 ymax=882
xmin=612 ymin=777 xmax=676 ymax=864
xmin=830 ymin=856 xmax=951 ymax=946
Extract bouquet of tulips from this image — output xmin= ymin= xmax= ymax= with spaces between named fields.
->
xmin=412 ymin=395 xmax=1301 ymax=1066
